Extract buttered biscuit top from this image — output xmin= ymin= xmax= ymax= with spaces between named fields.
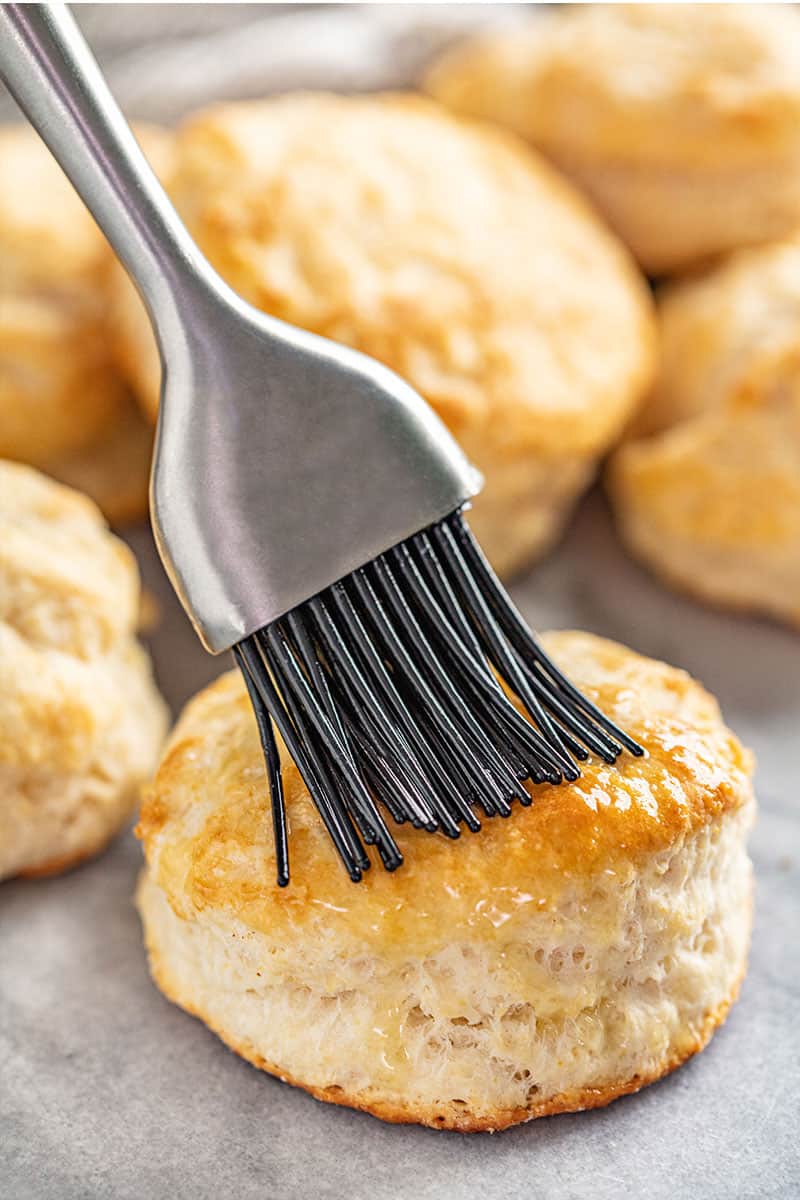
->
xmin=137 ymin=631 xmax=754 ymax=1130
xmin=141 ymin=632 xmax=750 ymax=943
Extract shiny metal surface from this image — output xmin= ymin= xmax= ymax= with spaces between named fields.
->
xmin=0 ymin=3 xmax=481 ymax=653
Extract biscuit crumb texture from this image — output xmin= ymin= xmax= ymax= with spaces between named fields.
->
xmin=137 ymin=631 xmax=754 ymax=1130
xmin=0 ymin=463 xmax=168 ymax=879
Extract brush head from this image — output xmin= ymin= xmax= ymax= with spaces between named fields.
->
xmin=236 ymin=510 xmax=643 ymax=885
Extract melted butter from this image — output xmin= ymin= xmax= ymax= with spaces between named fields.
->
xmin=146 ymin=632 xmax=754 ymax=964
xmin=367 ymin=1004 xmax=409 ymax=1079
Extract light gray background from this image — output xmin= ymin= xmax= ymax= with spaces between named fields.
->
xmin=2 ymin=6 xmax=799 ymax=1198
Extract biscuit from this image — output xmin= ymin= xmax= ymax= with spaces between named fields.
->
xmin=0 ymin=462 xmax=168 ymax=880
xmin=608 ymin=239 xmax=800 ymax=626
xmin=109 ymin=93 xmax=654 ymax=576
xmin=0 ymin=124 xmax=161 ymax=523
xmin=426 ymin=4 xmax=800 ymax=274
xmin=137 ymin=630 xmax=754 ymax=1131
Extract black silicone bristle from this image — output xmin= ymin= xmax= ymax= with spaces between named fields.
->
xmin=235 ymin=511 xmax=644 ymax=884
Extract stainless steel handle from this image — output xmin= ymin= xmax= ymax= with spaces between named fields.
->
xmin=0 ymin=3 xmax=483 ymax=656
xmin=0 ymin=1 xmax=223 ymax=335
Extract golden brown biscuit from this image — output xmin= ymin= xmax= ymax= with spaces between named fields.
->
xmin=110 ymin=93 xmax=654 ymax=576
xmin=426 ymin=4 xmax=800 ymax=275
xmin=608 ymin=239 xmax=800 ymax=626
xmin=137 ymin=631 xmax=754 ymax=1131
xmin=0 ymin=462 xmax=169 ymax=880
xmin=0 ymin=124 xmax=164 ymax=523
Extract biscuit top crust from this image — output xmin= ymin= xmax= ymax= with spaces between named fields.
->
xmin=425 ymin=4 xmax=800 ymax=169
xmin=139 ymin=631 xmax=753 ymax=956
xmin=166 ymin=93 xmax=653 ymax=457
xmin=0 ymin=461 xmax=138 ymax=660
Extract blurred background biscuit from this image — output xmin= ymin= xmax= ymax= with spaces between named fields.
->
xmin=0 ymin=124 xmax=165 ymax=523
xmin=426 ymin=4 xmax=800 ymax=275
xmin=0 ymin=462 xmax=168 ymax=880
xmin=110 ymin=92 xmax=655 ymax=576
xmin=608 ymin=239 xmax=800 ymax=625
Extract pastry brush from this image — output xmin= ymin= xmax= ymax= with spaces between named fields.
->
xmin=0 ymin=4 xmax=642 ymax=884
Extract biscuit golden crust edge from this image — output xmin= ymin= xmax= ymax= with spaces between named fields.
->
xmin=137 ymin=631 xmax=754 ymax=1130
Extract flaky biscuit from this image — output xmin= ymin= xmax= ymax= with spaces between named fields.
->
xmin=0 ymin=462 xmax=168 ymax=879
xmin=608 ymin=239 xmax=800 ymax=626
xmin=426 ymin=4 xmax=800 ymax=274
xmin=109 ymin=93 xmax=654 ymax=575
xmin=137 ymin=631 xmax=754 ymax=1131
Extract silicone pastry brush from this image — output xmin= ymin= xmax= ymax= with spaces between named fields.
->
xmin=0 ymin=3 xmax=643 ymax=884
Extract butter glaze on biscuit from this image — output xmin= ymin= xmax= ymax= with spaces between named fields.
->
xmin=137 ymin=631 xmax=754 ymax=1130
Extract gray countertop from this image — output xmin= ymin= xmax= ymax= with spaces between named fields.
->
xmin=2 ymin=493 xmax=799 ymax=1200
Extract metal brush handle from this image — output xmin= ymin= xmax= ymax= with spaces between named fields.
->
xmin=0 ymin=2 xmax=481 ymax=653
xmin=0 ymin=2 xmax=229 ymax=343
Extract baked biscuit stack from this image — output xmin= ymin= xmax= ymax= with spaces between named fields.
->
xmin=5 ymin=5 xmax=799 ymax=613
